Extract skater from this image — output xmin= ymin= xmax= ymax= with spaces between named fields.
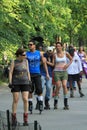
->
xmin=67 ymin=48 xmax=84 ymax=97
xmin=9 ymin=48 xmax=31 ymax=126
xmin=40 ymin=46 xmax=54 ymax=109
xmin=53 ymin=42 xmax=72 ymax=110
xmin=26 ymin=40 xmax=49 ymax=114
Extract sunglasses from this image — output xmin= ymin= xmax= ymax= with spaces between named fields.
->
xmin=28 ymin=44 xmax=34 ymax=46
xmin=21 ymin=54 xmax=26 ymax=56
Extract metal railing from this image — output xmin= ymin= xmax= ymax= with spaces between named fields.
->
xmin=0 ymin=110 xmax=42 ymax=130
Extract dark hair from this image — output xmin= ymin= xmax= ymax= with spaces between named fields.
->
xmin=78 ymin=46 xmax=85 ymax=52
xmin=15 ymin=48 xmax=25 ymax=57
xmin=28 ymin=40 xmax=36 ymax=45
xmin=56 ymin=42 xmax=63 ymax=46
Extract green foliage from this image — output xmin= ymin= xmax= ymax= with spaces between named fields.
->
xmin=0 ymin=0 xmax=87 ymax=64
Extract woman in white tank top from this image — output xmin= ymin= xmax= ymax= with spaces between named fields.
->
xmin=53 ymin=42 xmax=72 ymax=110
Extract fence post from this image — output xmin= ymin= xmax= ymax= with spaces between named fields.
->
xmin=39 ymin=125 xmax=42 ymax=130
xmin=6 ymin=110 xmax=11 ymax=130
xmin=34 ymin=120 xmax=38 ymax=130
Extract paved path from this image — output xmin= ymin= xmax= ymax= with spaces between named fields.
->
xmin=0 ymin=79 xmax=87 ymax=130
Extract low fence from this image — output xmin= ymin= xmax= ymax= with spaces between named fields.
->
xmin=0 ymin=110 xmax=42 ymax=130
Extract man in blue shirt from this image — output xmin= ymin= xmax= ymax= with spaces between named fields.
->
xmin=26 ymin=40 xmax=49 ymax=114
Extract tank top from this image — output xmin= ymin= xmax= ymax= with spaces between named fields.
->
xmin=26 ymin=50 xmax=41 ymax=74
xmin=54 ymin=53 xmax=67 ymax=71
xmin=78 ymin=53 xmax=85 ymax=63
xmin=12 ymin=59 xmax=29 ymax=85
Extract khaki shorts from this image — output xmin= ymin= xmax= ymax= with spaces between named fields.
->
xmin=54 ymin=71 xmax=68 ymax=82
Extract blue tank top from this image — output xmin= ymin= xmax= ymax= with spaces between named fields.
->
xmin=26 ymin=50 xmax=41 ymax=74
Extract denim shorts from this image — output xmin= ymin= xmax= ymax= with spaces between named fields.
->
xmin=54 ymin=71 xmax=68 ymax=82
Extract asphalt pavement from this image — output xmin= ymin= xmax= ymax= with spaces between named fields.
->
xmin=0 ymin=78 xmax=87 ymax=130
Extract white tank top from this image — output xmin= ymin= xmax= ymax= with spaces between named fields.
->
xmin=54 ymin=53 xmax=67 ymax=71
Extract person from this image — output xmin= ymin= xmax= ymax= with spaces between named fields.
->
xmin=53 ymin=42 xmax=72 ymax=110
xmin=78 ymin=46 xmax=86 ymax=62
xmin=26 ymin=40 xmax=49 ymax=114
xmin=78 ymin=46 xmax=87 ymax=80
xmin=9 ymin=48 xmax=31 ymax=126
xmin=38 ymin=45 xmax=44 ymax=54
xmin=40 ymin=46 xmax=54 ymax=109
xmin=67 ymin=48 xmax=84 ymax=97
xmin=66 ymin=45 xmax=76 ymax=91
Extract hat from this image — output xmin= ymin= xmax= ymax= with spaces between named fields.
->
xmin=69 ymin=48 xmax=75 ymax=56
xmin=47 ymin=46 xmax=53 ymax=51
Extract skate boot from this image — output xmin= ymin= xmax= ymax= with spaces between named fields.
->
xmin=35 ymin=99 xmax=39 ymax=110
xmin=12 ymin=113 xmax=17 ymax=127
xmin=54 ymin=99 xmax=58 ymax=109
xmin=63 ymin=98 xmax=69 ymax=110
xmin=28 ymin=101 xmax=33 ymax=114
xmin=23 ymin=113 xmax=28 ymax=126
xmin=38 ymin=100 xmax=43 ymax=114
xmin=70 ymin=89 xmax=74 ymax=98
xmin=79 ymin=90 xmax=84 ymax=97
xmin=44 ymin=99 xmax=50 ymax=110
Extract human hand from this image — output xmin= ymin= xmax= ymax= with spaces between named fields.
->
xmin=8 ymin=83 xmax=14 ymax=89
xmin=29 ymin=81 xmax=32 ymax=87
xmin=46 ymin=74 xmax=50 ymax=80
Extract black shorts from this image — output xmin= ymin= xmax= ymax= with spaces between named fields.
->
xmin=68 ymin=74 xmax=80 ymax=82
xmin=11 ymin=84 xmax=30 ymax=92
xmin=30 ymin=74 xmax=42 ymax=95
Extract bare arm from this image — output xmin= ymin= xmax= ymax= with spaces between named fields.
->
xmin=9 ymin=60 xmax=14 ymax=84
xmin=46 ymin=55 xmax=55 ymax=67
xmin=63 ymin=52 xmax=73 ymax=70
xmin=40 ymin=52 xmax=49 ymax=79
xmin=26 ymin=60 xmax=31 ymax=81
